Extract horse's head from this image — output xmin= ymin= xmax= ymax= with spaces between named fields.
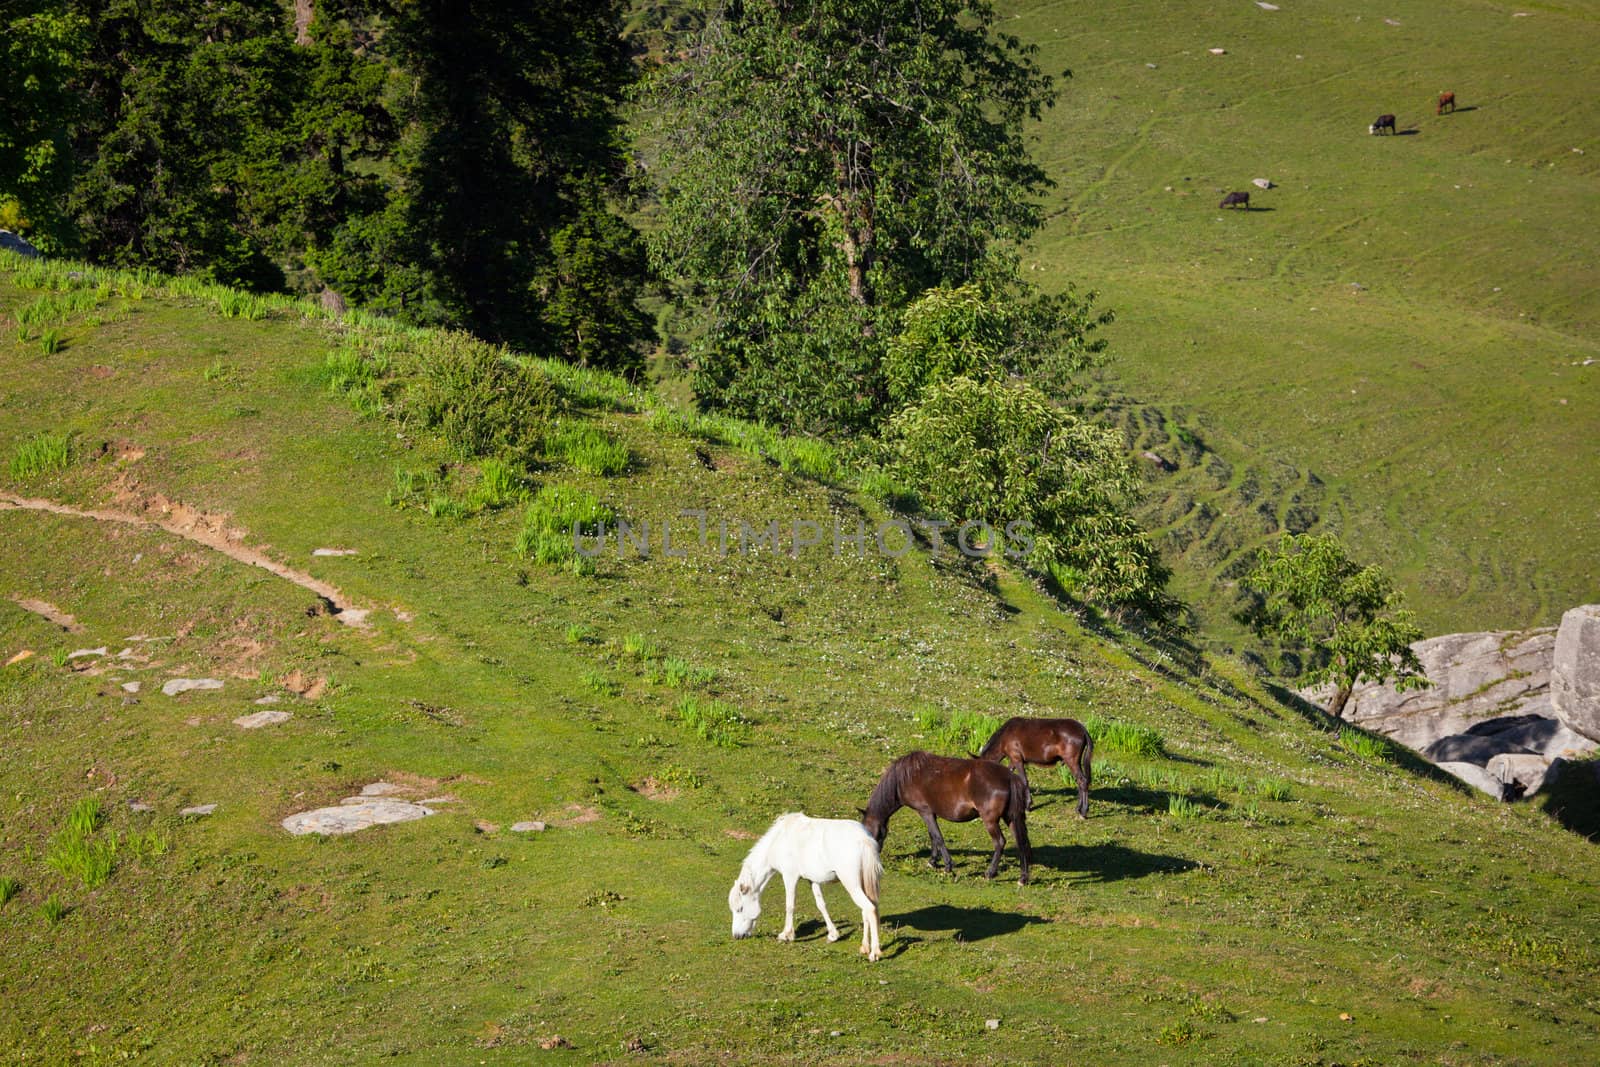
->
xmin=859 ymin=807 xmax=887 ymax=849
xmin=728 ymin=872 xmax=761 ymax=939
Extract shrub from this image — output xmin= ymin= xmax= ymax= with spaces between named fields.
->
xmin=9 ymin=430 xmax=73 ymax=479
xmin=514 ymin=485 xmax=613 ymax=570
xmin=408 ymin=333 xmax=557 ymax=459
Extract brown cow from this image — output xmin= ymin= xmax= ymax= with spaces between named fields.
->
xmin=1219 ymin=191 xmax=1250 ymax=210
xmin=1437 ymin=91 xmax=1456 ymax=115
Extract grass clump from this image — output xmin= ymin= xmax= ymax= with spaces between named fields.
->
xmin=513 ymin=485 xmax=613 ymax=573
xmin=1082 ymin=712 xmax=1165 ymax=758
xmin=45 ymin=798 xmax=116 ymax=889
xmin=0 ymin=876 xmax=19 ymax=906
xmin=37 ymin=894 xmax=69 ymax=926
xmin=548 ymin=421 xmax=630 ymax=476
xmin=582 ymin=671 xmax=621 ymax=697
xmin=1253 ymin=777 xmax=1293 ymax=801
xmin=622 ymin=633 xmax=659 ymax=661
xmin=466 ymin=457 xmax=526 ymax=511
xmin=408 ymin=332 xmax=557 ymax=460
xmin=38 ymin=328 xmax=62 ymax=354
xmin=318 ymin=339 xmax=391 ymax=417
xmin=676 ymin=694 xmax=746 ymax=748
xmin=9 ymin=430 xmax=73 ymax=480
xmin=1167 ymin=794 xmax=1202 ymax=819
xmin=564 ymin=623 xmax=596 ymax=645
xmin=1339 ymin=728 xmax=1392 ymax=762
xmin=660 ymin=657 xmax=716 ymax=689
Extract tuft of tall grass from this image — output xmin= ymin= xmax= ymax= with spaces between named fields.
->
xmin=513 ymin=485 xmax=614 ymax=572
xmin=38 ymin=328 xmax=62 ymax=354
xmin=564 ymin=623 xmax=595 ymax=645
xmin=65 ymin=797 xmax=104 ymax=837
xmin=466 ymin=457 xmax=526 ymax=511
xmin=622 ymin=633 xmax=659 ymax=660
xmin=676 ymin=694 xmax=746 ymax=748
xmin=0 ymin=876 xmax=19 ymax=905
xmin=913 ymin=707 xmax=1003 ymax=755
xmin=1167 ymin=794 xmax=1201 ymax=819
xmin=548 ymin=421 xmax=630 ymax=476
xmin=46 ymin=798 xmax=116 ymax=889
xmin=1253 ymin=777 xmax=1293 ymax=801
xmin=661 ymin=657 xmax=716 ymax=689
xmin=37 ymin=894 xmax=69 ymax=926
xmin=582 ymin=670 xmax=621 ymax=697
xmin=1339 ymin=728 xmax=1391 ymax=762
xmin=1082 ymin=712 xmax=1165 ymax=758
xmin=9 ymin=430 xmax=73 ymax=479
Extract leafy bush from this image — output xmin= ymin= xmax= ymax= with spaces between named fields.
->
xmin=884 ymin=376 xmax=1170 ymax=612
xmin=9 ymin=430 xmax=73 ymax=479
xmin=408 ymin=333 xmax=557 ymax=459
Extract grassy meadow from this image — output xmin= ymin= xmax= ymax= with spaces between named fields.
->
xmin=1009 ymin=0 xmax=1600 ymax=635
xmin=2 ymin=253 xmax=1599 ymax=1064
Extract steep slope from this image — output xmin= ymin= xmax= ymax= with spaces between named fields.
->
xmin=2 ymin=258 xmax=1598 ymax=1063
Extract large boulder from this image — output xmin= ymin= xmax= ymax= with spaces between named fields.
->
xmin=1551 ymin=604 xmax=1600 ymax=743
xmin=0 ymin=230 xmax=41 ymax=258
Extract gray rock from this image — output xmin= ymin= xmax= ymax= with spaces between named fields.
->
xmin=281 ymin=799 xmax=435 ymax=836
xmin=1462 ymin=713 xmax=1596 ymax=760
xmin=1552 ymin=604 xmax=1600 ymax=742
xmin=1434 ymin=761 xmax=1507 ymax=799
xmin=254 ymin=693 xmax=282 ymax=705
xmin=121 ymin=681 xmax=141 ymax=694
xmin=1422 ymin=733 xmax=1538 ymax=767
xmin=233 ymin=710 xmax=292 ymax=729
xmin=162 ymin=678 xmax=224 ymax=697
xmin=67 ymin=646 xmax=108 ymax=660
xmin=312 ymin=547 xmax=358 ymax=557
xmin=1252 ymin=178 xmax=1274 ymax=189
xmin=0 ymin=230 xmax=41 ymax=258
xmin=181 ymin=803 xmax=218 ymax=816
xmin=1485 ymin=753 xmax=1558 ymax=798
xmin=360 ymin=781 xmax=407 ymax=797
xmin=128 ymin=800 xmax=155 ymax=813
xmin=510 ymin=821 xmax=547 ymax=833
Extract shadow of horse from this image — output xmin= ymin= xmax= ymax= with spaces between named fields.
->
xmin=885 ymin=904 xmax=1048 ymax=943
xmin=1029 ymin=842 xmax=1199 ymax=883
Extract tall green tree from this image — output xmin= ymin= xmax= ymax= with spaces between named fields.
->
xmin=645 ymin=0 xmax=1071 ymax=432
xmin=0 ymin=2 xmax=84 ymax=249
xmin=318 ymin=0 xmax=652 ymax=371
xmin=1242 ymin=533 xmax=1429 ymax=719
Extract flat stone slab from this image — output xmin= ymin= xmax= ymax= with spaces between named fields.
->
xmin=121 ymin=681 xmax=141 ymax=693
xmin=181 ymin=803 xmax=218 ymax=816
xmin=282 ymin=799 xmax=435 ymax=836
xmin=360 ymin=781 xmax=407 ymax=797
xmin=234 ymin=710 xmax=292 ymax=729
xmin=254 ymin=692 xmax=282 ymax=705
xmin=313 ymin=548 xmax=359 ymax=556
xmin=67 ymin=646 xmax=108 ymax=660
xmin=163 ymin=678 xmax=224 ymax=696
xmin=510 ymin=821 xmax=547 ymax=833
xmin=128 ymin=800 xmax=155 ymax=813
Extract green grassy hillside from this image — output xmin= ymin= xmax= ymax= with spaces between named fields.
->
xmin=1010 ymin=0 xmax=1600 ymax=634
xmin=3 ymin=256 xmax=1600 ymax=1064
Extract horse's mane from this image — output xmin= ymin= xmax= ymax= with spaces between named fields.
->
xmin=740 ymin=812 xmax=801 ymax=880
xmin=866 ymin=751 xmax=935 ymax=820
xmin=976 ymin=720 xmax=1013 ymax=760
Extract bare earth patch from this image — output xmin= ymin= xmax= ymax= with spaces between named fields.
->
xmin=631 ymin=777 xmax=680 ymax=802
xmin=9 ymin=596 xmax=85 ymax=633
xmin=553 ymin=803 xmax=601 ymax=828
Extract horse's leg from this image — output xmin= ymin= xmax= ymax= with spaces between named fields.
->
xmin=841 ymin=878 xmax=881 ymax=961
xmin=917 ymin=809 xmax=953 ymax=873
xmin=1070 ymin=752 xmax=1090 ymax=819
xmin=1018 ymin=762 xmax=1033 ymax=809
xmin=982 ymin=815 xmax=1006 ymax=880
xmin=811 ymin=881 xmax=841 ymax=942
xmin=777 ymin=874 xmax=798 ymax=942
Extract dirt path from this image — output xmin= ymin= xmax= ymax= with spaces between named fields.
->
xmin=0 ymin=491 xmax=370 ymax=627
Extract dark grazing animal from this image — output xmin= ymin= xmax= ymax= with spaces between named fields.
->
xmin=862 ymin=751 xmax=1032 ymax=884
xmin=1219 ymin=191 xmax=1250 ymax=209
xmin=977 ymin=716 xmax=1094 ymax=817
xmin=1436 ymin=91 xmax=1456 ymax=115
xmin=1369 ymin=113 xmax=1397 ymax=135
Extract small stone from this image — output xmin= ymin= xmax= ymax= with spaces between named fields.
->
xmin=312 ymin=548 xmax=358 ymax=557
xmin=510 ymin=821 xmax=547 ymax=833
xmin=1339 ymin=1012 xmax=1354 ymax=1021
xmin=234 ymin=710 xmax=293 ymax=729
xmin=419 ymin=796 xmax=458 ymax=805
xmin=121 ymin=681 xmax=141 ymax=693
xmin=361 ymin=781 xmax=407 ymax=797
xmin=539 ymin=1036 xmax=572 ymax=1050
xmin=1209 ymin=47 xmax=1226 ymax=55
xmin=985 ymin=1019 xmax=1000 ymax=1031
xmin=475 ymin=820 xmax=499 ymax=834
xmin=1256 ymin=1 xmax=1278 ymax=9
xmin=254 ymin=692 xmax=282 ymax=705
xmin=181 ymin=803 xmax=218 ymax=817
xmin=163 ymin=678 xmax=224 ymax=696
xmin=1146 ymin=62 xmax=1157 ymax=68
xmin=829 ymin=1031 xmax=842 ymax=1038
xmin=67 ymin=647 xmax=109 ymax=660
xmin=128 ymin=800 xmax=155 ymax=813
xmin=5 ymin=650 xmax=34 ymax=667
xmin=1252 ymin=1017 xmax=1269 ymax=1024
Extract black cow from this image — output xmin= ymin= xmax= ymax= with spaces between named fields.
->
xmin=1219 ymin=191 xmax=1250 ymax=210
xmin=1369 ymin=113 xmax=1397 ymax=135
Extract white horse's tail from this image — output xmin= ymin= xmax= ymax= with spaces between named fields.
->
xmin=860 ymin=841 xmax=882 ymax=906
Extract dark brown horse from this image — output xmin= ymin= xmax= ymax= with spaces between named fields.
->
xmin=862 ymin=752 xmax=1032 ymax=884
xmin=1437 ymin=91 xmax=1456 ymax=115
xmin=977 ymin=717 xmax=1094 ymax=818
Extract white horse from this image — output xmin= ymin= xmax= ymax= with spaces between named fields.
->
xmin=728 ymin=813 xmax=883 ymax=961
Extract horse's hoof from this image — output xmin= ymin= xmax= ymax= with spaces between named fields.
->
xmin=827 ymin=931 xmax=841 ymax=943
xmin=778 ymin=931 xmax=794 ymax=942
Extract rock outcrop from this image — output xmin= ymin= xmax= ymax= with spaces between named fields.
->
xmin=1300 ymin=605 xmax=1600 ymax=800
xmin=0 ymin=230 xmax=41 ymax=258
xmin=1552 ymin=604 xmax=1600 ymax=743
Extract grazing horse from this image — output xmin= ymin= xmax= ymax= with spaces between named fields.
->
xmin=978 ymin=717 xmax=1094 ymax=818
xmin=1369 ymin=113 xmax=1397 ymax=135
xmin=862 ymin=751 xmax=1032 ymax=884
xmin=728 ymin=813 xmax=882 ymax=961
xmin=1437 ymin=91 xmax=1456 ymax=115
xmin=1219 ymin=191 xmax=1251 ymax=210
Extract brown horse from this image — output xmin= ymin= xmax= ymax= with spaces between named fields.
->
xmin=977 ymin=717 xmax=1094 ymax=818
xmin=862 ymin=751 xmax=1032 ymax=884
xmin=1437 ymin=91 xmax=1456 ymax=115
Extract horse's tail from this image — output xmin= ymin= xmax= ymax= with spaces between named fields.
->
xmin=1008 ymin=771 xmax=1034 ymax=878
xmin=860 ymin=837 xmax=882 ymax=907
